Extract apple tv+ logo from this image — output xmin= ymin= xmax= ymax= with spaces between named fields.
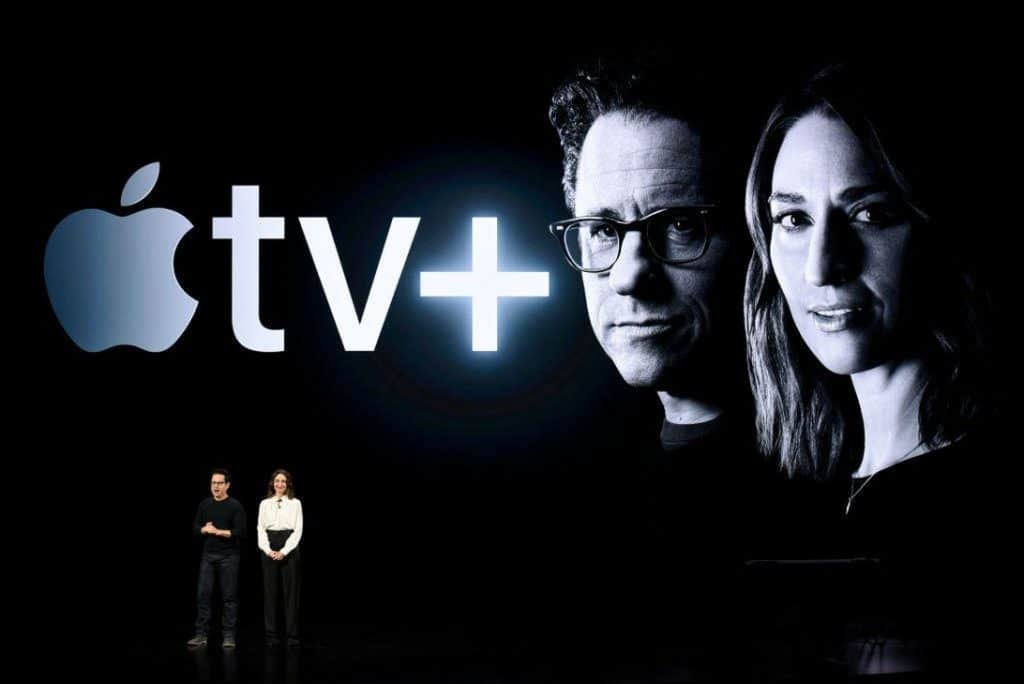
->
xmin=44 ymin=163 xmax=549 ymax=354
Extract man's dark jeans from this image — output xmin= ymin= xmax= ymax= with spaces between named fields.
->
xmin=195 ymin=551 xmax=240 ymax=637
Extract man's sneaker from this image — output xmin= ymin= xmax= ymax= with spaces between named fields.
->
xmin=186 ymin=634 xmax=208 ymax=648
xmin=222 ymin=635 xmax=237 ymax=649
xmin=266 ymin=636 xmax=281 ymax=647
xmin=287 ymin=638 xmax=301 ymax=649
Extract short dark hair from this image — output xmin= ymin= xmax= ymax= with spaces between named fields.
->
xmin=548 ymin=52 xmax=747 ymax=214
xmin=211 ymin=468 xmax=231 ymax=483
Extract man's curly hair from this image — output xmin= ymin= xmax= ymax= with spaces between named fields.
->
xmin=548 ymin=53 xmax=727 ymax=213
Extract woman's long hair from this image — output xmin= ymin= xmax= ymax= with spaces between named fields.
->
xmin=744 ymin=62 xmax=993 ymax=480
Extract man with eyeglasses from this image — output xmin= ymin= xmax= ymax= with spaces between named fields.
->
xmin=549 ymin=56 xmax=751 ymax=453
xmin=545 ymin=55 xmax=775 ymax=653
xmin=187 ymin=468 xmax=247 ymax=649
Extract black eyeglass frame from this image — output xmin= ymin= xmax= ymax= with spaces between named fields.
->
xmin=548 ymin=205 xmax=717 ymax=273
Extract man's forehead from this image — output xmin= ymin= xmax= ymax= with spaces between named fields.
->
xmin=575 ymin=113 xmax=706 ymax=216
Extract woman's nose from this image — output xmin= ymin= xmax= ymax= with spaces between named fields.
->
xmin=805 ymin=216 xmax=855 ymax=286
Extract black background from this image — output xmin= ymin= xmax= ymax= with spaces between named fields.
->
xmin=17 ymin=19 xmax=1014 ymax=681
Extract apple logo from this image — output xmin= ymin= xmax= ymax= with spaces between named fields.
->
xmin=44 ymin=162 xmax=198 ymax=352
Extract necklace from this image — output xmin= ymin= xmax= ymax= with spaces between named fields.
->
xmin=845 ymin=441 xmax=926 ymax=517
xmin=845 ymin=473 xmax=877 ymax=517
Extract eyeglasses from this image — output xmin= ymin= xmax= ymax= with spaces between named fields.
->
xmin=549 ymin=206 xmax=715 ymax=273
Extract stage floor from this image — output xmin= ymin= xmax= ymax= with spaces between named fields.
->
xmin=62 ymin=623 xmax=950 ymax=683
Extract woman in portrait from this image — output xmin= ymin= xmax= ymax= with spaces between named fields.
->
xmin=741 ymin=62 xmax=1010 ymax=667
xmin=744 ymin=61 xmax=998 ymax=513
xmin=743 ymin=62 xmax=1005 ymax=648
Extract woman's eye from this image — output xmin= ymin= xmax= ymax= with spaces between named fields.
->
xmin=772 ymin=212 xmax=810 ymax=232
xmin=851 ymin=204 xmax=900 ymax=225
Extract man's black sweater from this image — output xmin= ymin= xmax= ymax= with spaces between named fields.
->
xmin=193 ymin=497 xmax=247 ymax=554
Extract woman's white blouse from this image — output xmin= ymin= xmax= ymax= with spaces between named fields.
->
xmin=257 ymin=496 xmax=304 ymax=556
